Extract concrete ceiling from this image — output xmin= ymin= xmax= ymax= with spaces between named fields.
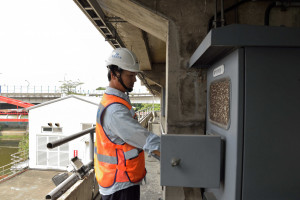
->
xmin=74 ymin=0 xmax=167 ymax=94
xmin=73 ymin=0 xmax=300 ymax=96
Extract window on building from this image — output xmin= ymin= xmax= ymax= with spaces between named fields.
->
xmin=36 ymin=135 xmax=69 ymax=167
xmin=81 ymin=123 xmax=95 ymax=131
xmin=42 ymin=127 xmax=53 ymax=132
xmin=53 ymin=127 xmax=63 ymax=133
xmin=41 ymin=126 xmax=63 ymax=133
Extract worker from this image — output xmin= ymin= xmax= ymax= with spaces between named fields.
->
xmin=95 ymin=48 xmax=160 ymax=200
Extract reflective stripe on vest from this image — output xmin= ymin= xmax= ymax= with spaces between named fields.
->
xmin=94 ymin=147 xmax=140 ymax=164
xmin=94 ymin=93 xmax=146 ymax=188
xmin=94 ymin=147 xmax=117 ymax=164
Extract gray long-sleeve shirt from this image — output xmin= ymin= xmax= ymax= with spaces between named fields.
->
xmin=98 ymin=86 xmax=160 ymax=196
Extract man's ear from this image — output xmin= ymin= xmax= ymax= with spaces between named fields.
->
xmin=111 ymin=71 xmax=119 ymax=80
xmin=114 ymin=71 xmax=121 ymax=78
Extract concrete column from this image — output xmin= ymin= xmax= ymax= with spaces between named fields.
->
xmin=165 ymin=21 xmax=206 ymax=136
xmin=163 ymin=20 xmax=206 ymax=200
xmin=129 ymin=1 xmax=210 ymax=199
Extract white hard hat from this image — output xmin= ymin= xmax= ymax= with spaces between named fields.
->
xmin=106 ymin=48 xmax=140 ymax=72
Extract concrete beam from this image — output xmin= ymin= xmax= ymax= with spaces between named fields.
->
xmin=96 ymin=0 xmax=168 ymax=41
xmin=142 ymin=63 xmax=166 ymax=87
xmin=112 ymin=22 xmax=152 ymax=70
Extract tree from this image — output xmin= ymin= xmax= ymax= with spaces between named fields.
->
xmin=96 ymin=86 xmax=106 ymax=90
xmin=59 ymin=80 xmax=84 ymax=94
xmin=18 ymin=133 xmax=29 ymax=153
xmin=132 ymin=103 xmax=160 ymax=111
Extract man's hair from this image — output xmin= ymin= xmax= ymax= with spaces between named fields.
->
xmin=107 ymin=65 xmax=123 ymax=81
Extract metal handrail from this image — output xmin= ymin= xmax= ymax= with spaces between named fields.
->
xmin=47 ymin=127 xmax=95 ymax=149
xmin=160 ymin=123 xmax=166 ymax=135
xmin=136 ymin=107 xmax=154 ymax=121
xmin=46 ymin=109 xmax=156 ymax=199
xmin=46 ymin=127 xmax=95 ymax=200
xmin=0 ymin=150 xmax=29 ymax=182
xmin=0 ymin=163 xmax=12 ymax=177
xmin=0 ymin=85 xmax=149 ymax=95
xmin=46 ymin=174 xmax=79 ymax=200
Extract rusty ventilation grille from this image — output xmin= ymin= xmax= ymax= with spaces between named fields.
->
xmin=74 ymin=0 xmax=125 ymax=48
xmin=209 ymin=78 xmax=230 ymax=129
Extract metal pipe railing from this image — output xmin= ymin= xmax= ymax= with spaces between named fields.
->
xmin=45 ymin=160 xmax=94 ymax=200
xmin=0 ymin=163 xmax=11 ymax=177
xmin=0 ymin=150 xmax=29 ymax=182
xmin=46 ymin=127 xmax=95 ymax=200
xmin=45 ymin=174 xmax=79 ymax=200
xmin=160 ymin=123 xmax=166 ymax=135
xmin=136 ymin=107 xmax=154 ymax=121
xmin=0 ymin=85 xmax=149 ymax=95
xmin=45 ymin=109 xmax=156 ymax=199
xmin=47 ymin=127 xmax=95 ymax=149
xmin=89 ymin=132 xmax=94 ymax=163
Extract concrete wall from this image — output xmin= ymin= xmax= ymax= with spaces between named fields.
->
xmin=28 ymin=97 xmax=98 ymax=170
xmin=131 ymin=0 xmax=213 ymax=136
xmin=133 ymin=3 xmax=212 ymax=198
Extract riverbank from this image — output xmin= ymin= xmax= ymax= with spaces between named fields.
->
xmin=0 ymin=135 xmax=24 ymax=140
xmin=0 ymin=129 xmax=27 ymax=136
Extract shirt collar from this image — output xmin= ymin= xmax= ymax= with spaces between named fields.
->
xmin=105 ymin=86 xmax=131 ymax=103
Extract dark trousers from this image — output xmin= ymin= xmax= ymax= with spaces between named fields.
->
xmin=101 ymin=185 xmax=140 ymax=200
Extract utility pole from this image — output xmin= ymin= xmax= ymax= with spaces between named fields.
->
xmin=25 ymin=80 xmax=30 ymax=93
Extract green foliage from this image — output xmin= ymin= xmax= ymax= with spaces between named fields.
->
xmin=59 ymin=79 xmax=84 ymax=94
xmin=132 ymin=103 xmax=160 ymax=111
xmin=18 ymin=133 xmax=29 ymax=153
xmin=96 ymin=86 xmax=106 ymax=90
xmin=132 ymin=103 xmax=143 ymax=111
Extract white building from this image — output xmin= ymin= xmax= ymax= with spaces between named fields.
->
xmin=27 ymin=95 xmax=100 ymax=170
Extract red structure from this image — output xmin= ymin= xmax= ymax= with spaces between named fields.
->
xmin=0 ymin=96 xmax=34 ymax=122
xmin=0 ymin=96 xmax=34 ymax=108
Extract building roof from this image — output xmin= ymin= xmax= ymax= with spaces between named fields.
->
xmin=26 ymin=95 xmax=100 ymax=111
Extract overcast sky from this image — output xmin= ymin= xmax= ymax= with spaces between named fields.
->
xmin=0 ymin=0 xmax=145 ymax=92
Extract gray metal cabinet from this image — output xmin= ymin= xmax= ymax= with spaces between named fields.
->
xmin=185 ymin=25 xmax=300 ymax=200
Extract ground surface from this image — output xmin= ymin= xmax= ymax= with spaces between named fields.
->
xmin=0 ymin=157 xmax=161 ymax=200
xmin=0 ymin=169 xmax=58 ymax=200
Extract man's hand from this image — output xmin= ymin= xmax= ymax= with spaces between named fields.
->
xmin=152 ymin=150 xmax=160 ymax=157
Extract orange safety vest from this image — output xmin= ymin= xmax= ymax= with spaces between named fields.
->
xmin=94 ymin=93 xmax=146 ymax=188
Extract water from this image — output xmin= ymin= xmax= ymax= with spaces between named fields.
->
xmin=0 ymin=140 xmax=20 ymax=166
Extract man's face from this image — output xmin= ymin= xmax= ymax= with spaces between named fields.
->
xmin=120 ymin=70 xmax=137 ymax=92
